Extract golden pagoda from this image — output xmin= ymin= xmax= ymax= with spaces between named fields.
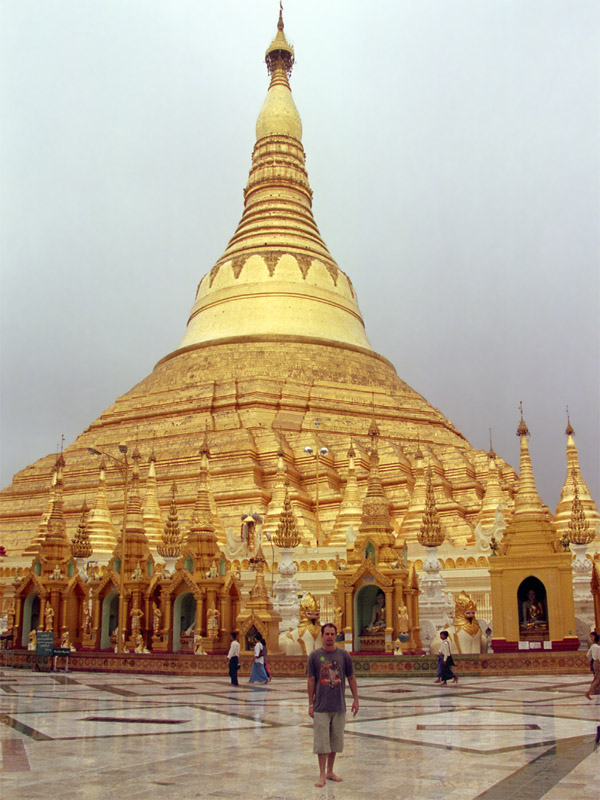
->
xmin=2 ymin=11 xmax=595 ymax=652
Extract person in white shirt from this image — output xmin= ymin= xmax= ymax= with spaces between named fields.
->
xmin=438 ymin=630 xmax=458 ymax=685
xmin=227 ymin=632 xmax=241 ymax=686
xmin=585 ymin=632 xmax=600 ymax=701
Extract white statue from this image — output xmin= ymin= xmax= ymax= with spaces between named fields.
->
xmin=430 ymin=591 xmax=488 ymax=655
xmin=279 ymin=593 xmax=322 ymax=656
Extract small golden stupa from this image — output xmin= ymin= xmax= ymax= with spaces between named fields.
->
xmin=489 ymin=408 xmax=578 ymax=652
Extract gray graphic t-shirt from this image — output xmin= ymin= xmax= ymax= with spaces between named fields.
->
xmin=306 ymin=647 xmax=354 ymax=713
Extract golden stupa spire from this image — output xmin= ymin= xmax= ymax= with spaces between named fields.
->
xmin=181 ymin=438 xmax=221 ymax=574
xmin=177 ymin=10 xmax=372 ymax=354
xmin=331 ymin=440 xmax=363 ymax=544
xmin=86 ymin=457 xmax=118 ymax=553
xmin=125 ymin=447 xmax=145 ymax=531
xmin=513 ymin=403 xmax=545 ymax=519
xmin=23 ymin=459 xmax=59 ymax=556
xmin=71 ymin=500 xmax=93 ymax=560
xmin=555 ymin=410 xmax=600 ymax=539
xmin=417 ymin=468 xmax=445 ymax=548
xmin=398 ymin=445 xmax=428 ymax=543
xmin=349 ymin=422 xmax=396 ymax=564
xmin=498 ymin=404 xmax=560 ymax=557
xmin=143 ymin=453 xmax=163 ymax=550
xmin=119 ymin=448 xmax=152 ymax=579
xmin=479 ymin=439 xmax=505 ymax=529
xmin=37 ymin=453 xmax=71 ymax=567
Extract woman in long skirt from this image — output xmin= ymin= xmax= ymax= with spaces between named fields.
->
xmin=438 ymin=630 xmax=458 ymax=685
xmin=249 ymin=633 xmax=269 ymax=684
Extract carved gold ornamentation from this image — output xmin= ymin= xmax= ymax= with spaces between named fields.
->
xmin=272 ymin=486 xmax=301 ymax=548
xmin=567 ymin=477 xmax=593 ymax=545
xmin=417 ymin=469 xmax=445 ymax=548
xmin=71 ymin=500 xmax=93 ymax=559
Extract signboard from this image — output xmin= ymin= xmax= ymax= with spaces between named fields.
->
xmin=53 ymin=648 xmax=71 ymax=657
xmin=36 ymin=631 xmax=54 ymax=657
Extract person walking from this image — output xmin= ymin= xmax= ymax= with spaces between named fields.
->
xmin=227 ymin=632 xmax=240 ymax=686
xmin=306 ymin=622 xmax=359 ymax=788
xmin=438 ymin=630 xmax=458 ymax=685
xmin=249 ymin=632 xmax=269 ymax=684
xmin=585 ymin=632 xmax=600 ymax=700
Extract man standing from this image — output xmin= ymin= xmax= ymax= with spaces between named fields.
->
xmin=306 ymin=622 xmax=359 ymax=787
xmin=227 ymin=632 xmax=240 ymax=686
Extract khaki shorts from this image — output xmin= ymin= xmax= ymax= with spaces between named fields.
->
xmin=313 ymin=711 xmax=346 ymax=754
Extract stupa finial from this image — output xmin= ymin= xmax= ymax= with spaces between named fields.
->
xmin=516 ymin=401 xmax=529 ymax=438
xmin=265 ymin=2 xmax=294 ymax=77
xmin=565 ymin=405 xmax=574 ymax=437
xmin=488 ymin=428 xmax=496 ymax=459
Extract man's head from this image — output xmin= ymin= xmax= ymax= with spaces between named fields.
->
xmin=440 ymin=630 xmax=449 ymax=640
xmin=230 ymin=632 xmax=237 ymax=641
xmin=321 ymin=622 xmax=337 ymax=650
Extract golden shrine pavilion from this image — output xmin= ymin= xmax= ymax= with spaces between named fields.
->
xmin=1 ymin=11 xmax=598 ymax=656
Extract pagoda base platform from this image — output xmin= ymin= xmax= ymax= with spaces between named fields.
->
xmin=4 ymin=648 xmax=590 ymax=677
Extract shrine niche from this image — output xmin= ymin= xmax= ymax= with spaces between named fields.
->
xmin=518 ymin=577 xmax=548 ymax=641
xmin=12 ymin=570 xmax=45 ymax=647
xmin=334 ymin=556 xmax=421 ymax=654
xmin=236 ymin=546 xmax=282 ymax=656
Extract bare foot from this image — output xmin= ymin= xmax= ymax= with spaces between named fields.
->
xmin=585 ymin=693 xmax=591 ymax=701
xmin=314 ymin=777 xmax=327 ymax=787
xmin=434 ymin=678 xmax=441 ymax=683
xmin=327 ymin=773 xmax=343 ymax=782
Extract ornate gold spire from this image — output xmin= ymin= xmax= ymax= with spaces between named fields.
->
xmin=555 ymin=413 xmax=600 ymax=539
xmin=120 ymin=447 xmax=152 ymax=578
xmin=349 ymin=423 xmax=396 ymax=564
xmin=399 ymin=446 xmax=427 ymax=543
xmin=513 ymin=404 xmax=545 ymax=519
xmin=37 ymin=453 xmax=71 ymax=568
xmin=499 ymin=406 xmax=559 ymax=556
xmin=157 ymin=482 xmax=182 ymax=559
xmin=567 ymin=476 xmax=593 ymax=545
xmin=478 ymin=446 xmax=505 ymax=529
xmin=331 ymin=440 xmax=363 ymax=544
xmin=177 ymin=10 xmax=372 ymax=354
xmin=143 ymin=453 xmax=163 ymax=550
xmin=272 ymin=485 xmax=301 ymax=548
xmin=181 ymin=441 xmax=222 ymax=574
xmin=23 ymin=460 xmax=58 ymax=556
xmin=86 ymin=457 xmax=117 ymax=552
xmin=71 ymin=500 xmax=93 ymax=559
xmin=417 ymin=469 xmax=445 ymax=547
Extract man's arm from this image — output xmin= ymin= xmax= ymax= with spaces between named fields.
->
xmin=348 ymin=674 xmax=359 ymax=716
xmin=307 ymin=675 xmax=316 ymax=718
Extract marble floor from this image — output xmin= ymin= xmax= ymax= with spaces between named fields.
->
xmin=0 ymin=666 xmax=598 ymax=799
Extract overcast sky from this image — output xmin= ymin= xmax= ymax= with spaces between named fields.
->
xmin=1 ymin=0 xmax=598 ymax=513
